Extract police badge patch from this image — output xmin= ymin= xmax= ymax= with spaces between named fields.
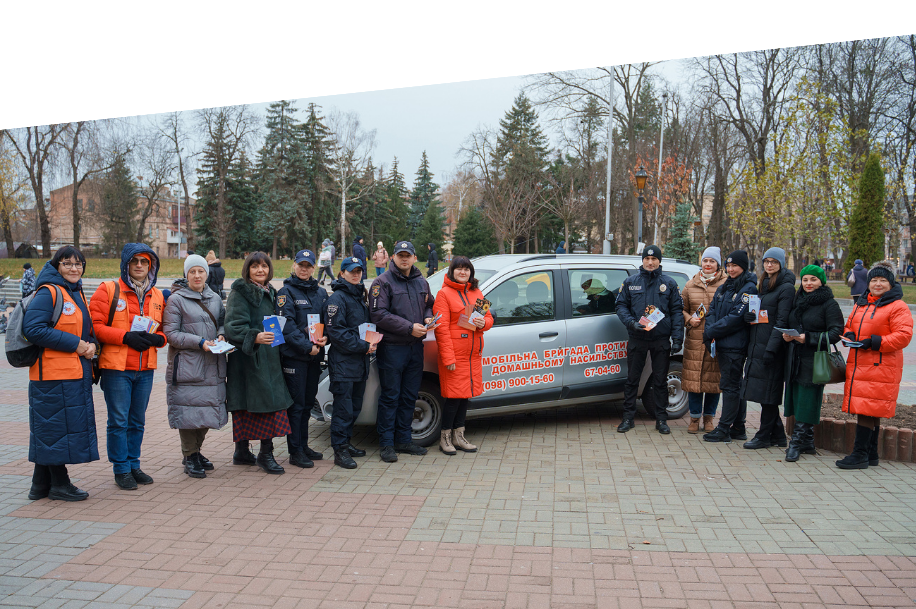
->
xmin=372 ymin=285 xmax=380 ymax=297
xmin=277 ymin=295 xmax=287 ymax=307
xmin=659 ymin=284 xmax=667 ymax=292
xmin=741 ymin=293 xmax=749 ymax=303
xmin=327 ymin=304 xmax=338 ymax=317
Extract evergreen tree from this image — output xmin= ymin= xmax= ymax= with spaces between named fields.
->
xmin=494 ymin=94 xmax=550 ymax=177
xmin=194 ymin=151 xmax=264 ymax=258
xmin=412 ymin=197 xmax=445 ymax=262
xmin=256 ymin=100 xmax=308 ymax=258
xmin=453 ymin=206 xmax=497 ymax=259
xmin=847 ymin=152 xmax=886 ymax=271
xmin=664 ymin=202 xmax=701 ymax=261
xmin=408 ymin=151 xmax=439 ymax=238
xmin=300 ymin=103 xmax=336 ymax=251
xmin=98 ymin=153 xmax=138 ymax=255
xmin=376 ymin=158 xmax=409 ymax=252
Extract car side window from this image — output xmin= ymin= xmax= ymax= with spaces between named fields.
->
xmin=667 ymin=271 xmax=689 ymax=290
xmin=486 ymin=271 xmax=555 ymax=326
xmin=568 ymin=269 xmax=629 ymax=318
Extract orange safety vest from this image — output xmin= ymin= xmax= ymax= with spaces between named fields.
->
xmin=29 ymin=287 xmax=88 ymax=382
xmin=98 ymin=280 xmax=165 ymax=371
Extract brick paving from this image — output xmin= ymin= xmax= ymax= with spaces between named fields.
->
xmin=2 ymin=345 xmax=916 ymax=608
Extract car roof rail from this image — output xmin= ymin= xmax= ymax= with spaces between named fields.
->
xmin=520 ymin=254 xmax=557 ymax=262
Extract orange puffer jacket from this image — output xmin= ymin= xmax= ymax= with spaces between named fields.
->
xmin=433 ymin=276 xmax=494 ymax=399
xmin=842 ymin=284 xmax=913 ymax=418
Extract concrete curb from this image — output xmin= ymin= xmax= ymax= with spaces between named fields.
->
xmin=802 ymin=416 xmax=916 ymax=463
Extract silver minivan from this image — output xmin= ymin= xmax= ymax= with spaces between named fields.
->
xmin=314 ymin=254 xmax=699 ymax=446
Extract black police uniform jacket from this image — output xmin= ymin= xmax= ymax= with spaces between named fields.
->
xmin=703 ymin=271 xmax=758 ymax=354
xmin=369 ymin=261 xmax=435 ymax=346
xmin=616 ymin=265 xmax=685 ymax=348
xmin=323 ymin=279 xmax=371 ymax=383
xmin=277 ymin=275 xmax=329 ymax=364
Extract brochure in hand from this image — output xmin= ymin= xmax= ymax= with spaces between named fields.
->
xmin=262 ymin=316 xmax=286 ymax=346
xmin=307 ymin=314 xmax=323 ymax=343
xmin=840 ymin=336 xmax=864 ymax=348
xmin=775 ymin=327 xmax=800 ymax=337
xmin=747 ymin=295 xmax=761 ymax=323
xmin=692 ymin=303 xmax=707 ymax=319
xmin=130 ymin=315 xmax=160 ymax=334
xmin=208 ymin=340 xmax=236 ymax=355
xmin=425 ymin=313 xmax=442 ymax=329
xmin=364 ymin=330 xmax=384 ymax=345
xmin=358 ymin=322 xmax=376 ymax=341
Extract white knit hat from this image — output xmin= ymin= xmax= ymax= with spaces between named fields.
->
xmin=184 ymin=254 xmax=210 ymax=278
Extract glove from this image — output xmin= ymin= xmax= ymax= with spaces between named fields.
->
xmin=855 ymin=338 xmax=873 ymax=350
xmin=122 ymin=331 xmax=152 ymax=352
xmin=671 ymin=344 xmax=682 ymax=355
xmin=844 ymin=331 xmax=857 ymax=341
xmin=139 ymin=331 xmax=165 ymax=348
xmin=743 ymin=311 xmax=757 ymax=323
xmin=631 ymin=321 xmax=646 ymax=331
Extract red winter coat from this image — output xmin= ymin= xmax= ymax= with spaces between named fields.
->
xmin=433 ymin=276 xmax=494 ymax=399
xmin=842 ymin=285 xmax=913 ymax=418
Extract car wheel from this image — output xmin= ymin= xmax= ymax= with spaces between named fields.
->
xmin=665 ymin=361 xmax=689 ymax=419
xmin=412 ymin=379 xmax=444 ymax=447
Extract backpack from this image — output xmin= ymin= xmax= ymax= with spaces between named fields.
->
xmin=5 ymin=285 xmax=64 ymax=368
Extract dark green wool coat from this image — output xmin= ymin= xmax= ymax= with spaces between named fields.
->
xmin=225 ymin=279 xmax=292 ymax=414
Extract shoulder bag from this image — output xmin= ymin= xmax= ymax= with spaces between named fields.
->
xmin=812 ymin=332 xmax=846 ymax=384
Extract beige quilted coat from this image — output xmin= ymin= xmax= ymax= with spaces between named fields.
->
xmin=680 ymin=269 xmax=726 ymax=394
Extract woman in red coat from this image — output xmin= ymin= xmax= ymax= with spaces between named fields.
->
xmin=837 ymin=261 xmax=913 ymax=469
xmin=433 ymin=256 xmax=494 ymax=455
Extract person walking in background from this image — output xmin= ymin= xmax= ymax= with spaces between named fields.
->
xmin=162 ymin=255 xmax=228 ymax=479
xmin=224 ymin=252 xmax=292 ymax=475
xmin=277 ymin=249 xmax=329 ymax=469
xmin=90 ymin=243 xmax=166 ymax=491
xmin=205 ymin=251 xmax=225 ymax=298
xmin=324 ymin=257 xmax=376 ymax=469
xmin=352 ymin=236 xmax=368 ymax=276
xmin=426 ymin=243 xmax=439 ymax=277
xmin=23 ymin=247 xmax=97 ymax=501
xmin=702 ymin=250 xmax=757 ymax=443
xmin=907 ymin=262 xmax=915 ymax=284
xmin=370 ymin=241 xmax=435 ymax=462
xmin=371 ymin=242 xmax=389 ymax=277
xmin=848 ymin=259 xmax=868 ymax=299
xmin=741 ymin=247 xmax=795 ymax=450
xmin=681 ymin=247 xmax=726 ymax=433
xmin=317 ymin=240 xmax=335 ymax=285
xmin=837 ymin=261 xmax=914 ymax=469
xmin=555 ymin=241 xmax=567 ymax=254
xmin=781 ymin=265 xmax=844 ymax=462
xmin=615 ymin=245 xmax=684 ymax=435
xmin=432 ymin=256 xmax=493 ymax=454
xmin=20 ymin=262 xmax=36 ymax=298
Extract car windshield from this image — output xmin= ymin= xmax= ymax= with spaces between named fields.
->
xmin=427 ymin=268 xmax=497 ymax=296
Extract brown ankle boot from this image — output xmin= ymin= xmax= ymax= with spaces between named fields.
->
xmin=687 ymin=417 xmax=700 ymax=434
xmin=452 ymin=427 xmax=477 ymax=452
xmin=439 ymin=430 xmax=456 ymax=455
xmin=702 ymin=415 xmax=715 ymax=432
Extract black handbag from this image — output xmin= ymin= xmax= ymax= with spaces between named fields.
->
xmin=811 ymin=332 xmax=846 ymax=384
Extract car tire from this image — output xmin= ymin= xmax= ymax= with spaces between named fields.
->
xmin=665 ymin=361 xmax=689 ymax=420
xmin=412 ymin=378 xmax=444 ymax=447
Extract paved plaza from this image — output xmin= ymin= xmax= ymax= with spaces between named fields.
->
xmin=2 ymin=344 xmax=916 ymax=608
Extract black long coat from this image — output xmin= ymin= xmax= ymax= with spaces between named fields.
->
xmin=741 ymin=269 xmax=796 ymax=404
xmin=784 ymin=285 xmax=844 ymax=386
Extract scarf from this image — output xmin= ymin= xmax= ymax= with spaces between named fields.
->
xmin=698 ymin=269 xmax=722 ymax=287
xmin=793 ymin=284 xmax=833 ymax=316
xmin=128 ymin=274 xmax=150 ymax=304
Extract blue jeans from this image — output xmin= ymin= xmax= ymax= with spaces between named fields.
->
xmin=100 ymin=369 xmax=154 ymax=474
xmin=688 ymin=392 xmax=720 ymax=418
xmin=375 ymin=267 xmax=385 ymax=277
xmin=376 ymin=342 xmax=424 ymax=446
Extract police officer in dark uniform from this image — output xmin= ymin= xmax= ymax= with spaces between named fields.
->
xmin=369 ymin=241 xmax=436 ymax=463
xmin=702 ymin=250 xmax=758 ymax=443
xmin=278 ymin=249 xmax=329 ymax=468
xmin=323 ymin=257 xmax=376 ymax=469
xmin=616 ymin=245 xmax=684 ymax=434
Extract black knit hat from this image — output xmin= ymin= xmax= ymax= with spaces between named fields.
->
xmin=642 ymin=244 xmax=662 ymax=260
xmin=867 ymin=260 xmax=897 ymax=286
xmin=725 ymin=250 xmax=749 ymax=272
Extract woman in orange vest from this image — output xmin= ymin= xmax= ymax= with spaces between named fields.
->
xmin=22 ymin=246 xmax=99 ymax=501
xmin=432 ymin=256 xmax=494 ymax=455
xmin=90 ymin=243 xmax=167 ymax=491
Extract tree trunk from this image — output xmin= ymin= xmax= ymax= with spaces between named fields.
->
xmin=339 ymin=185 xmax=347 ymax=255
xmin=217 ymin=168 xmax=227 ymax=259
xmin=1 ymin=208 xmax=13 ymax=255
xmin=272 ymin=234 xmax=278 ymax=259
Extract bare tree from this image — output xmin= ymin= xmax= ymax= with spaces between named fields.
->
xmin=0 ymin=131 xmax=27 ymax=254
xmin=158 ymin=111 xmax=198 ymax=251
xmin=135 ymin=129 xmax=178 ymax=245
xmin=59 ymin=121 xmax=113 ymax=249
xmin=6 ymin=124 xmax=67 ymax=254
xmin=326 ymin=110 xmax=376 ymax=252
xmin=195 ymin=105 xmax=257 ymax=258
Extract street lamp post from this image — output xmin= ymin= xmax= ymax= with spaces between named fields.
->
xmin=603 ymin=73 xmax=616 ymax=255
xmin=635 ymin=166 xmax=648 ymax=247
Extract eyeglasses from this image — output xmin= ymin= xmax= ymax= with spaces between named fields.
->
xmin=763 ymin=259 xmax=779 ymax=265
xmin=60 ymin=261 xmax=85 ymax=269
xmin=129 ymin=258 xmax=150 ymax=266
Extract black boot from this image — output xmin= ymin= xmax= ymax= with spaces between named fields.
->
xmin=769 ymin=412 xmax=788 ymax=447
xmin=797 ymin=422 xmax=817 ymax=455
xmin=184 ymin=453 xmax=206 ymax=478
xmin=233 ymin=441 xmax=257 ymax=465
xmin=28 ymin=464 xmax=51 ymax=500
xmin=48 ymin=465 xmax=88 ymax=501
xmin=746 ymin=404 xmax=777 ymax=449
xmin=868 ymin=425 xmax=880 ymax=466
xmin=334 ymin=445 xmax=357 ymax=469
xmin=836 ymin=425 xmax=872 ymax=469
xmin=288 ymin=450 xmax=314 ymax=468
xmin=785 ymin=424 xmax=803 ymax=462
xmin=256 ymin=440 xmax=284 ymax=474
xmin=345 ymin=442 xmax=367 ymax=457
xmin=302 ymin=446 xmax=324 ymax=461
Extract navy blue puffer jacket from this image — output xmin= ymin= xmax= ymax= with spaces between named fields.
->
xmin=703 ymin=270 xmax=758 ymax=354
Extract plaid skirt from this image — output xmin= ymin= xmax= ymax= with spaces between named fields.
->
xmin=231 ymin=410 xmax=292 ymax=442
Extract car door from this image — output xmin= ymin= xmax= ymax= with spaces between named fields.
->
xmin=561 ymin=265 xmax=633 ymax=399
xmin=469 ymin=269 xmax=566 ymax=409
